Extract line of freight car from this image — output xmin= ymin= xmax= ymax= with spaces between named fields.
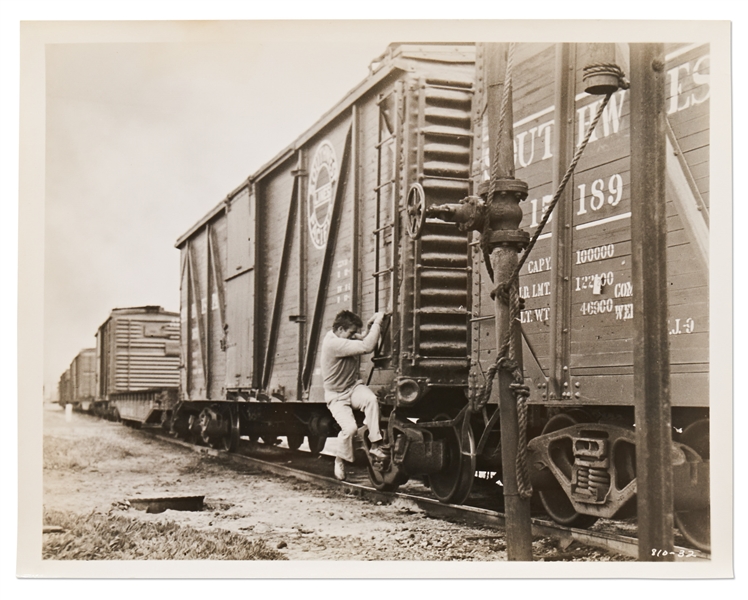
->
xmin=57 ymin=348 xmax=96 ymax=413
xmin=57 ymin=306 xmax=182 ymax=425
xmin=165 ymin=42 xmax=710 ymax=551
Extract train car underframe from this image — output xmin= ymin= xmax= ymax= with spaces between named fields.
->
xmin=524 ymin=405 xmax=710 ymax=551
xmin=162 ymin=391 xmax=709 ymax=551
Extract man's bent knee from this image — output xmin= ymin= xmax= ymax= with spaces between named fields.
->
xmin=340 ymin=423 xmax=358 ymax=438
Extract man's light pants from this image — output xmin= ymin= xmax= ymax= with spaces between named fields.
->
xmin=326 ymin=383 xmax=383 ymax=463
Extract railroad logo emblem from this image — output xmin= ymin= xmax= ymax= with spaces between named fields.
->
xmin=308 ymin=140 xmax=337 ymax=249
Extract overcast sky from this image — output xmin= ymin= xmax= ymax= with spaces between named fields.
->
xmin=41 ymin=28 xmax=401 ymax=395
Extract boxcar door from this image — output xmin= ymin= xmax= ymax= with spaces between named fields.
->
xmin=224 ymin=187 xmax=256 ymax=392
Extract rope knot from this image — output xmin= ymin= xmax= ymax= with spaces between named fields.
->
xmin=490 ymin=281 xmax=511 ymax=303
xmin=509 ymin=381 xmax=531 ymax=400
xmin=583 ymin=62 xmax=630 ymax=91
xmin=497 ymin=357 xmax=519 ymax=373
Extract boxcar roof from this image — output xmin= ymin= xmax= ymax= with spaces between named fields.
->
xmin=98 ymin=306 xmax=179 ymax=329
xmin=176 ymin=42 xmax=475 ymax=249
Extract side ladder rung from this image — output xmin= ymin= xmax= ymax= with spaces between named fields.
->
xmin=373 ymin=222 xmax=394 ymax=234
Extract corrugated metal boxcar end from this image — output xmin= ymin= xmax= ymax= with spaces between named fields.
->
xmin=93 ymin=306 xmax=181 ymax=421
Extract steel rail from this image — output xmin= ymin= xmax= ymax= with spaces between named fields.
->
xmin=137 ymin=427 xmax=709 ymax=562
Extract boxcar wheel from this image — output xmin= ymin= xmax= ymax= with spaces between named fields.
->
xmin=537 ymin=412 xmax=599 ymax=528
xmin=674 ymin=419 xmax=710 ymax=551
xmin=307 ymin=435 xmax=326 ymax=455
xmin=286 ymin=433 xmax=304 ymax=451
xmin=218 ymin=408 xmax=240 ymax=453
xmin=426 ymin=414 xmax=476 ymax=505
xmin=367 ymin=462 xmax=408 ymax=492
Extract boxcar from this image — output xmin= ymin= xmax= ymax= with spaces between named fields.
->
xmin=173 ymin=42 xmax=710 ymax=549
xmin=57 ymin=368 xmax=72 ymax=408
xmin=468 ymin=43 xmax=710 ymax=550
xmin=95 ymin=306 xmax=181 ymax=424
xmin=67 ymin=348 xmax=97 ymax=411
xmin=173 ymin=43 xmax=477 ymax=451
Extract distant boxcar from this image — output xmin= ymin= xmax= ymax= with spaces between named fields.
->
xmin=57 ymin=368 xmax=72 ymax=408
xmin=57 ymin=350 xmax=96 ymax=410
xmin=68 ymin=348 xmax=96 ymax=411
xmin=95 ymin=306 xmax=181 ymax=424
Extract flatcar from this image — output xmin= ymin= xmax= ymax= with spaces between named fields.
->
xmin=93 ymin=306 xmax=181 ymax=424
xmin=56 ymin=348 xmax=96 ymax=411
xmin=164 ymin=42 xmax=709 ymax=549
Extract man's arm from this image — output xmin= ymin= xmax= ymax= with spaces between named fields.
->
xmin=330 ymin=313 xmax=384 ymax=357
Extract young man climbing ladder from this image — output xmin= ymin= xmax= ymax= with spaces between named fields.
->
xmin=320 ymin=310 xmax=387 ymax=481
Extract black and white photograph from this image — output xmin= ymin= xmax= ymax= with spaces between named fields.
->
xmin=7 ymin=6 xmax=738 ymax=586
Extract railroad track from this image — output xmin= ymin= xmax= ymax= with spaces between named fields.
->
xmin=138 ymin=427 xmax=709 ymax=562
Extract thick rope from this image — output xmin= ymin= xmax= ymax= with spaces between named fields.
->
xmin=483 ymin=43 xmax=516 ymax=283
xmin=482 ymin=92 xmax=612 ymax=389
xmin=471 ymin=44 xmax=532 ymax=499
xmin=490 ymin=42 xmax=516 ymax=191
xmin=476 ymin=84 xmax=618 ymax=500
xmin=513 ymin=92 xmax=613 ymax=281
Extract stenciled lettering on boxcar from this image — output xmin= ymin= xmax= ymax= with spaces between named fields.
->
xmin=666 ymin=50 xmax=710 ymax=117
xmin=473 ymin=43 xmax=709 ymax=401
xmin=334 ymin=258 xmax=352 ymax=305
xmin=567 ymin=43 xmax=709 ymax=377
xmin=308 ymin=140 xmax=338 ymax=249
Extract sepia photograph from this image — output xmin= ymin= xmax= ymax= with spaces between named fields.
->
xmin=8 ymin=6 xmax=738 ymax=587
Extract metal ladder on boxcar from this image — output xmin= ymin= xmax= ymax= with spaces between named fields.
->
xmin=411 ymin=77 xmax=473 ymax=368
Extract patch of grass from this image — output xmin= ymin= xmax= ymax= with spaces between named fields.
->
xmin=43 ymin=436 xmax=142 ymax=471
xmin=43 ymin=510 xmax=286 ymax=560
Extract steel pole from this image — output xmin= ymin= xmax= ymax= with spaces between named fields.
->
xmin=484 ymin=42 xmax=533 ymax=562
xmin=629 ymin=43 xmax=675 ymax=561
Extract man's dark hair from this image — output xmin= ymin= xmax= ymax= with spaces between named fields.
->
xmin=333 ymin=310 xmax=363 ymax=331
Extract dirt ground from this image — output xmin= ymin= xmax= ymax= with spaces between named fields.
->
xmin=43 ymin=404 xmax=625 ymax=561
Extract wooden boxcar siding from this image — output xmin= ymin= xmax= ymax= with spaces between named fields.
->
xmin=224 ymin=187 xmax=256 ymax=390
xmin=180 ymin=211 xmax=229 ymax=400
xmin=471 ymin=44 xmax=557 ymax=376
xmin=471 ymin=43 xmax=709 ymax=408
xmin=257 ymin=159 xmax=300 ymax=400
xmin=664 ymin=43 xmax=710 ymax=210
xmin=209 ymin=216 xmax=229 ymax=398
xmin=183 ymin=226 xmax=207 ymax=397
xmin=96 ymin=320 xmax=113 ymax=398
xmin=179 ymin=246 xmax=189 ymax=396
xmin=303 ymin=121 xmax=355 ymax=402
